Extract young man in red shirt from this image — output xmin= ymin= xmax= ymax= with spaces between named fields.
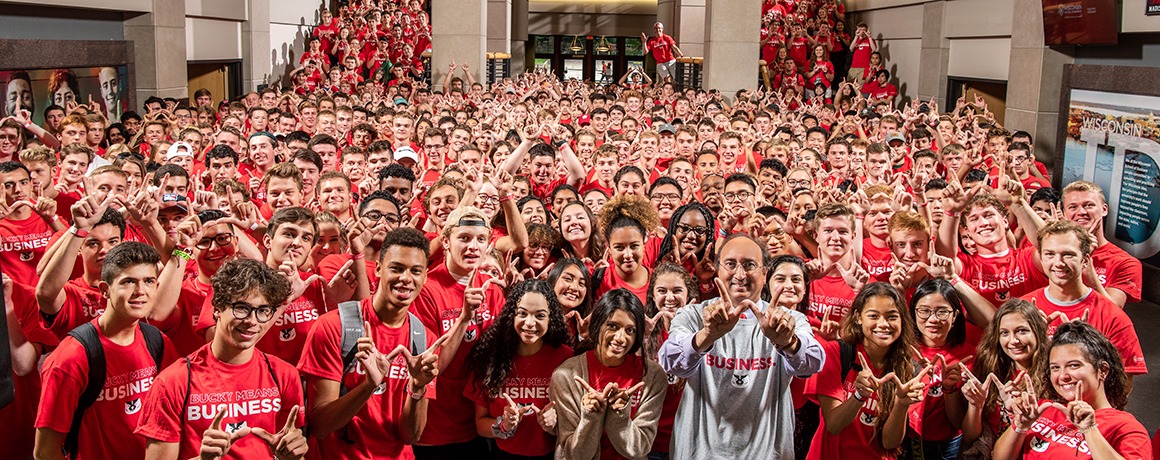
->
xmin=299 ymin=227 xmax=449 ymax=459
xmin=0 ymin=161 xmax=65 ymax=286
xmin=806 ymin=203 xmax=865 ymax=337
xmin=499 ymin=137 xmax=585 ymax=201
xmin=34 ymin=241 xmax=179 ymax=460
xmin=1021 ymin=221 xmax=1147 ymax=375
xmin=643 ymin=22 xmax=683 ymax=83
xmin=410 ymin=207 xmax=506 ymax=457
xmin=857 ymin=184 xmax=897 ymax=282
xmin=847 ymin=22 xmax=878 ymax=82
xmin=137 ymin=258 xmax=308 ymax=460
xmin=1060 ymin=180 xmax=1141 ymax=307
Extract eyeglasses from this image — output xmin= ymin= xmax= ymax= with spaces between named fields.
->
xmin=527 ymin=245 xmax=553 ymax=254
xmin=0 ymin=134 xmax=18 ymax=142
xmin=362 ymin=211 xmax=401 ymax=225
xmin=724 ymin=191 xmax=754 ymax=202
xmin=675 ymin=223 xmax=710 ymax=237
xmin=720 ymin=259 xmax=761 ymax=274
xmin=787 ymin=179 xmax=811 ymax=189
xmin=477 ymin=194 xmax=500 ymax=205
xmin=1010 ymin=155 xmax=1029 ymax=164
xmin=229 ymin=302 xmax=278 ymax=323
xmin=424 ymin=143 xmax=444 ymax=150
xmin=195 ymin=233 xmax=235 ymax=250
xmin=651 ymin=193 xmax=681 ymax=204
xmin=915 ymin=308 xmax=955 ymax=321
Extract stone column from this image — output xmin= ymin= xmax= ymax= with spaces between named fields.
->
xmin=673 ymin=0 xmax=706 ymax=58
xmin=511 ymin=0 xmax=528 ymax=75
xmin=703 ymin=0 xmax=760 ymax=98
xmin=242 ymin=0 xmax=272 ymax=92
xmin=917 ymin=1 xmax=949 ymax=107
xmin=123 ymin=0 xmax=188 ymax=102
xmin=432 ymin=0 xmax=487 ymax=91
xmin=1004 ymin=0 xmax=1073 ymax=158
xmin=487 ymin=0 xmax=511 ymax=54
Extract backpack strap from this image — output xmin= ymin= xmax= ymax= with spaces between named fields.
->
xmin=337 ymin=301 xmax=364 ymax=396
xmin=838 ymin=340 xmax=857 ymax=381
xmin=64 ymin=322 xmax=106 ymax=457
xmin=407 ymin=312 xmax=427 ymax=355
xmin=139 ymin=322 xmax=166 ymax=371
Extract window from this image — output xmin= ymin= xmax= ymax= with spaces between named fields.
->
xmin=625 ymin=38 xmax=645 ymax=57
xmin=534 ymin=36 xmax=555 ymax=54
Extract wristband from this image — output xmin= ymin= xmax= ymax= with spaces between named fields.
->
xmin=499 ymin=195 xmax=512 ymax=203
xmin=943 ymin=210 xmax=959 ymax=218
xmin=172 ymin=246 xmax=194 ymax=261
xmin=950 ymin=276 xmax=962 ymax=287
xmin=1013 ymin=425 xmax=1029 ymax=434
xmin=852 ymin=390 xmax=866 ymax=402
xmin=69 ymin=226 xmax=89 ymax=238
xmin=855 ymin=214 xmax=864 ymax=220
xmin=249 ymin=222 xmax=261 ymax=232
xmin=408 ymin=383 xmax=428 ymax=400
xmin=491 ymin=418 xmax=516 ymax=439
xmin=51 ymin=215 xmax=61 ymax=222
xmin=350 ymin=252 xmax=365 ymax=261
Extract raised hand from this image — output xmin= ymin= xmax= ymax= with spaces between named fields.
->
xmin=565 ymin=310 xmax=592 ymax=340
xmin=752 ymin=285 xmax=797 ymax=348
xmin=249 ymin=405 xmax=308 ymax=460
xmin=645 ymin=310 xmax=675 ymax=338
xmin=1046 ymin=308 xmax=1090 ymax=325
xmin=70 ymin=193 xmax=115 ymax=230
xmin=608 ymin=382 xmax=645 ymax=412
xmin=499 ymin=394 xmax=524 ymax=433
xmin=355 ymin=320 xmax=391 ymax=387
xmin=1060 ymin=380 xmax=1097 ymax=433
xmin=835 ymin=262 xmax=870 ymax=292
xmin=959 ymin=364 xmax=1001 ymax=407
xmin=280 ymin=259 xmax=322 ymax=301
xmin=199 ymin=409 xmax=251 ymax=460
xmin=530 ymin=401 xmax=556 ymax=432
xmin=853 ymin=352 xmax=895 ymax=401
xmin=701 ymin=278 xmax=752 ymax=342
xmin=890 ymin=364 xmax=932 ymax=406
xmin=573 ymin=376 xmax=611 ymax=413
xmin=812 ymin=305 xmax=841 ymax=342
xmin=326 ymin=259 xmax=358 ymax=291
xmin=1007 ymin=374 xmax=1062 ymax=434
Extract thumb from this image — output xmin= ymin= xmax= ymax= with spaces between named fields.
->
xmin=542 ymin=401 xmax=554 ymax=412
xmin=250 ymin=427 xmax=276 ymax=444
xmin=228 ymin=427 xmax=251 ymax=442
xmin=209 ymin=408 xmax=227 ymax=430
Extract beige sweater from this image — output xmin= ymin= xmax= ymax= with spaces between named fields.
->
xmin=549 ymin=353 xmax=667 ymax=460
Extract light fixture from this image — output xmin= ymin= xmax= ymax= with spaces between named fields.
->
xmin=595 ymin=36 xmax=610 ymax=53
xmin=568 ymin=35 xmax=584 ymax=53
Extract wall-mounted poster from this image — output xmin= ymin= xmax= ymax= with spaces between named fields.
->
xmin=1 ymin=66 xmax=129 ymax=125
xmin=1061 ymin=89 xmax=1160 ymax=264
xmin=1148 ymin=0 xmax=1160 ymax=15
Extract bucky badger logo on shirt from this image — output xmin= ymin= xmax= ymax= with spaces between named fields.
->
xmin=125 ymin=398 xmax=142 ymax=415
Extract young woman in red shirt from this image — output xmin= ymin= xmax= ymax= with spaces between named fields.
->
xmin=547 ymin=258 xmax=593 ymax=344
xmin=556 ymin=201 xmax=605 ymax=274
xmin=993 ymin=321 xmax=1152 ymax=459
xmin=905 ymin=279 xmax=976 ymax=459
xmin=958 ymin=299 xmax=1049 ymax=457
xmin=651 ymin=202 xmax=717 ymax=299
xmin=807 ymin=282 xmax=931 ymax=460
xmin=594 ymin=195 xmax=661 ymax=305
xmin=466 ymin=279 xmax=573 ymax=460
xmin=643 ymin=262 xmax=696 ymax=458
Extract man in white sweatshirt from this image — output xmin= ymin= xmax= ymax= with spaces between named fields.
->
xmin=660 ymin=233 xmax=824 ymax=459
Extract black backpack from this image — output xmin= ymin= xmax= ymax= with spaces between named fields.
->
xmin=64 ymin=321 xmax=166 ymax=456
xmin=335 ymin=300 xmax=427 ymax=444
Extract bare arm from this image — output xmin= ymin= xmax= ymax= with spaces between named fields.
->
xmin=34 ymin=428 xmax=67 ymax=460
xmin=142 ymin=440 xmax=179 ymax=460
xmin=305 ymin=376 xmax=379 ymax=439
xmin=818 ymin=395 xmax=865 ymax=435
xmin=499 ymin=138 xmax=534 ymax=176
xmin=35 ymin=230 xmax=82 ymax=315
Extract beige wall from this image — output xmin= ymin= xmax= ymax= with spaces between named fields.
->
xmin=270 ymin=0 xmax=321 ymax=85
xmin=0 ymin=0 xmax=151 ymax=12
xmin=1123 ymin=0 xmax=1160 ymax=33
xmin=185 ymin=17 xmax=242 ymax=61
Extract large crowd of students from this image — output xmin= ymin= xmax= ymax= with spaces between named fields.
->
xmin=0 ymin=0 xmax=1157 ymax=459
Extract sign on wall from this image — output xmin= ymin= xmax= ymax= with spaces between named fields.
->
xmin=1061 ymin=89 xmax=1160 ymax=264
xmin=1149 ymin=0 xmax=1160 ymax=15
xmin=1 ymin=66 xmax=129 ymax=125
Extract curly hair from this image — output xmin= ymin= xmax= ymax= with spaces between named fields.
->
xmin=654 ymin=202 xmax=715 ymax=268
xmin=598 ymin=194 xmax=660 ymax=242
xmin=1043 ymin=321 xmax=1132 ymax=410
xmin=838 ymin=282 xmax=917 ymax=455
xmin=973 ymin=299 xmax=1049 ymax=427
xmin=466 ymin=279 xmax=570 ymax=398
xmin=211 ymin=258 xmax=292 ymax=312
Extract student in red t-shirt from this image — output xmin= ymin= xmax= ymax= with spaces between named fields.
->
xmin=34 ymin=242 xmax=180 ymax=460
xmin=410 ymin=207 xmax=507 ymax=457
xmin=136 ymin=258 xmax=308 ymax=460
xmin=593 ymin=195 xmax=659 ymax=305
xmin=557 ymin=201 xmax=605 ymax=269
xmin=0 ymin=161 xmax=65 ymax=286
xmin=1021 ymin=221 xmax=1147 ymax=376
xmin=1061 ymin=180 xmax=1142 ymax=307
xmin=499 ymin=137 xmax=585 ymax=201
xmin=857 ymin=184 xmax=897 ymax=283
xmin=807 ymin=203 xmax=866 ymax=339
xmin=549 ymin=288 xmax=667 ymax=460
xmin=642 ymin=263 xmax=697 ymax=457
xmin=905 ymin=279 xmax=977 ymax=458
xmin=298 ymin=227 xmax=444 ymax=460
xmin=465 ymin=279 xmax=573 ymax=458
xmin=992 ymin=321 xmax=1152 ymax=459
xmin=957 ymin=299 xmax=1050 ymax=453
xmin=0 ymin=276 xmax=60 ymax=460
xmin=807 ymin=282 xmax=932 ymax=460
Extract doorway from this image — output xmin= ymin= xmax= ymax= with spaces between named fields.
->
xmin=187 ymin=61 xmax=242 ymax=105
xmin=947 ymin=77 xmax=1008 ymax=126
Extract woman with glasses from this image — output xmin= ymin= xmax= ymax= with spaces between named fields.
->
xmin=472 ymin=172 xmax=530 ymax=255
xmin=512 ymin=223 xmax=564 ymax=281
xmin=903 ymin=279 xmax=975 ymax=459
xmin=594 ymin=195 xmax=661 ymax=305
xmin=652 ymin=202 xmax=717 ymax=301
xmin=0 ymin=118 xmax=23 ymax=162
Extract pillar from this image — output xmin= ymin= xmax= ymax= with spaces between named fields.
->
xmin=511 ymin=0 xmax=528 ymax=74
xmin=1004 ymin=0 xmax=1073 ymax=158
xmin=123 ymin=0 xmax=188 ymax=102
xmin=242 ymin=0 xmax=272 ymax=92
xmin=703 ymin=0 xmax=760 ymax=98
xmin=916 ymin=1 xmax=949 ymax=107
xmin=432 ymin=0 xmax=487 ymax=91
xmin=487 ymin=0 xmax=511 ymax=54
xmin=672 ymin=0 xmax=706 ymax=58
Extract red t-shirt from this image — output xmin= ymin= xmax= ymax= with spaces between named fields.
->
xmin=531 ymin=176 xmax=569 ymax=201
xmin=154 ymin=277 xmax=213 ymax=356
xmin=411 ymin=264 xmax=505 ymax=445
xmin=808 ymin=274 xmax=856 ymax=328
xmin=54 ymin=190 xmax=81 ymax=224
xmin=850 ymin=37 xmax=874 ymax=68
xmin=35 ymin=319 xmax=178 ymax=459
xmin=47 ymin=277 xmax=106 ymax=340
xmin=806 ymin=341 xmax=894 ymax=460
xmin=908 ymin=342 xmax=975 ymax=441
xmin=195 ymin=270 xmax=328 ymax=365
xmin=647 ymin=35 xmax=678 ymax=62
xmin=957 ymin=246 xmax=1038 ymax=308
xmin=788 ymin=36 xmax=810 ymax=67
xmin=584 ymin=352 xmax=646 ymax=460
xmin=861 ymin=81 xmax=897 ymax=101
xmin=653 ymin=329 xmax=685 ymax=454
xmin=860 ymin=238 xmax=893 ymax=283
xmin=596 ymin=265 xmax=651 ymax=306
xmin=0 ymin=213 xmax=54 ymax=286
xmin=319 ymin=253 xmax=379 ymax=294
xmin=297 ymin=298 xmax=439 ymax=460
xmin=1020 ymin=406 xmax=1151 ymax=459
xmin=465 ymin=344 xmax=573 ymax=457
xmin=135 ymin=345 xmax=305 ymax=460
xmin=0 ymin=281 xmax=59 ymax=459
xmin=1023 ymin=288 xmax=1147 ymax=374
xmin=1091 ymin=243 xmax=1142 ymax=303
